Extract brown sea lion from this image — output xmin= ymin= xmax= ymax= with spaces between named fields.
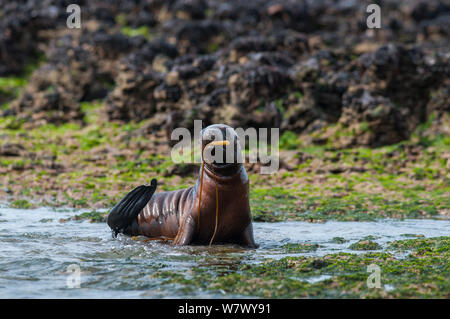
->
xmin=107 ymin=124 xmax=257 ymax=248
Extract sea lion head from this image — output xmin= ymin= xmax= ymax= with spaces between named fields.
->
xmin=200 ymin=124 xmax=242 ymax=175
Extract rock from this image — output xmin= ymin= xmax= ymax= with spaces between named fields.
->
xmin=0 ymin=143 xmax=25 ymax=156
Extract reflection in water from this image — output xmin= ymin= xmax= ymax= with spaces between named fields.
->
xmin=0 ymin=207 xmax=449 ymax=298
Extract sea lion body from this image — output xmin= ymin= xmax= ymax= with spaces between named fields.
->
xmin=125 ymin=164 xmax=254 ymax=246
xmin=107 ymin=124 xmax=257 ymax=248
xmin=134 ymin=187 xmax=194 ymax=239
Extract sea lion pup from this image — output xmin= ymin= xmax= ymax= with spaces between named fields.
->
xmin=107 ymin=124 xmax=257 ymax=248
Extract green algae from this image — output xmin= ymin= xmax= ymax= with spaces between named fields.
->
xmin=146 ymin=236 xmax=450 ymax=298
xmin=60 ymin=210 xmax=108 ymax=223
xmin=349 ymin=240 xmax=382 ymax=251
xmin=331 ymin=237 xmax=349 ymax=244
xmin=279 ymin=131 xmax=302 ymax=150
xmin=283 ymin=243 xmax=320 ymax=253
xmin=121 ymin=26 xmax=152 ymax=39
xmin=0 ymin=76 xmax=27 ymax=103
xmin=10 ymin=199 xmax=33 ymax=209
xmin=387 ymin=237 xmax=449 ymax=251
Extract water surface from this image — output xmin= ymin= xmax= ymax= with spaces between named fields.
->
xmin=0 ymin=207 xmax=448 ymax=298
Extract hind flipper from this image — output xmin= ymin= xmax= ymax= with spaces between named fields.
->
xmin=107 ymin=179 xmax=157 ymax=237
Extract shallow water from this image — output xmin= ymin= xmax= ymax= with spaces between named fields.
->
xmin=0 ymin=207 xmax=448 ymax=298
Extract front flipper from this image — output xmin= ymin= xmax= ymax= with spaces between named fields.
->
xmin=236 ymin=223 xmax=258 ymax=248
xmin=173 ymin=213 xmax=196 ymax=246
xmin=107 ymin=179 xmax=157 ymax=237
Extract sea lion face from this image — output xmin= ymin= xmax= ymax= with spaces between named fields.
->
xmin=200 ymin=124 xmax=242 ymax=174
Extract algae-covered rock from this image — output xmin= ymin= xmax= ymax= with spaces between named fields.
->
xmin=349 ymin=240 xmax=382 ymax=251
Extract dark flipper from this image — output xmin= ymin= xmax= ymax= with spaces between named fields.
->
xmin=107 ymin=179 xmax=157 ymax=237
